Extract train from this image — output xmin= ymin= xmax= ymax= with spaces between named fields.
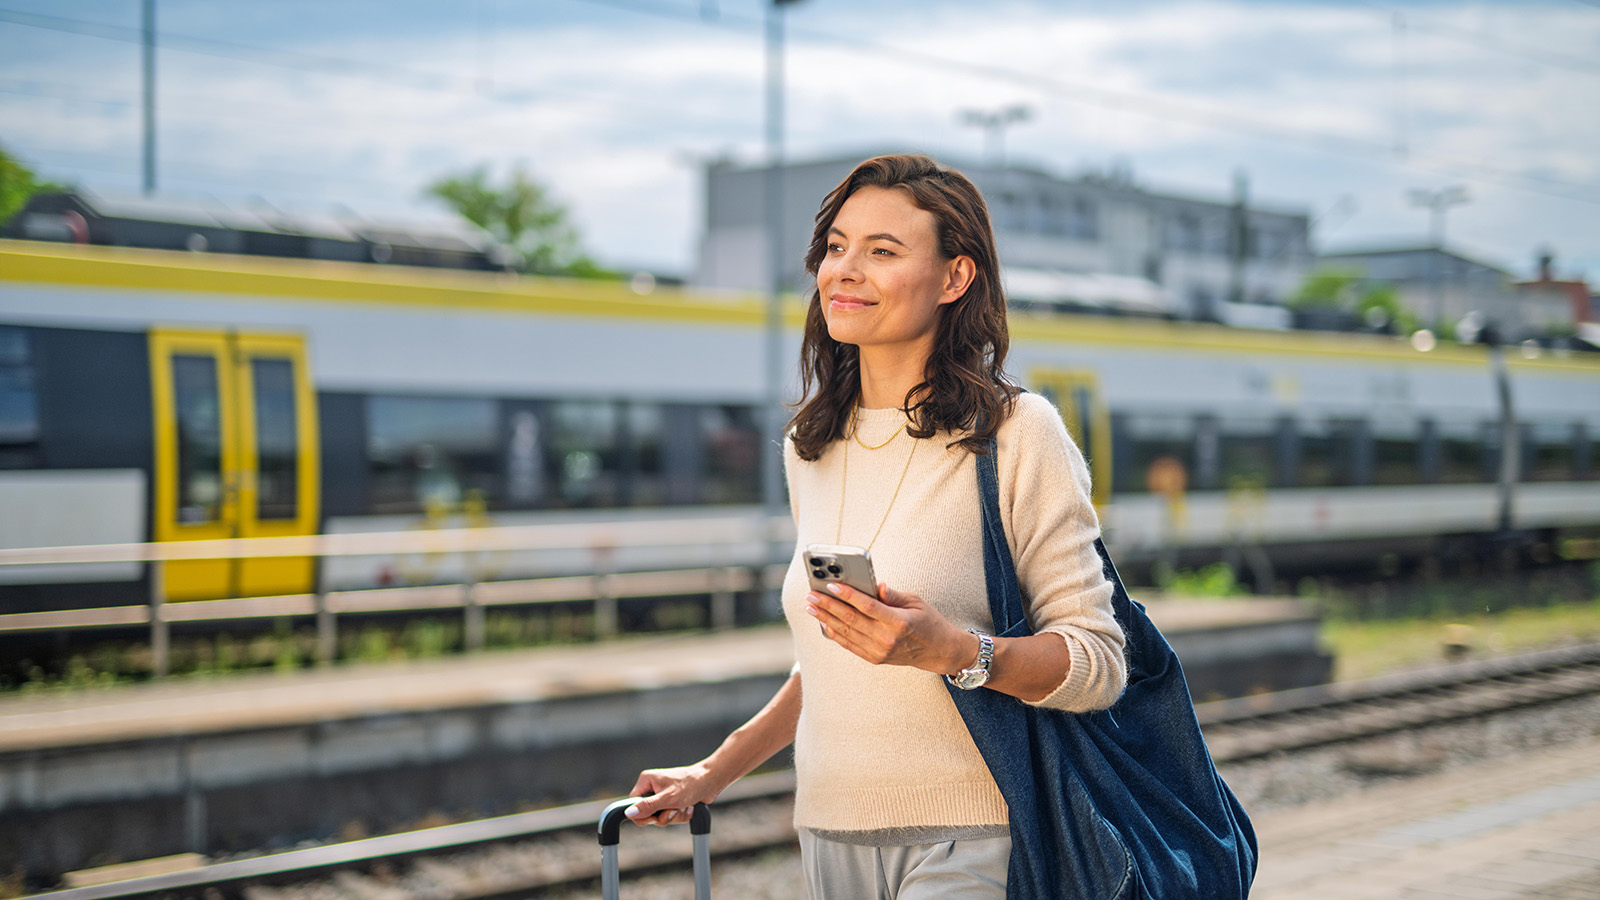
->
xmin=1 ymin=237 xmax=1598 ymax=616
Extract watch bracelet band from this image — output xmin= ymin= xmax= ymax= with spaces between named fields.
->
xmin=945 ymin=629 xmax=993 ymax=689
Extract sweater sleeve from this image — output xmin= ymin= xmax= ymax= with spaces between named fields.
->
xmin=998 ymin=394 xmax=1127 ymax=712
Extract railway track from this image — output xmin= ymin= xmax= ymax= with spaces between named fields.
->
xmin=28 ymin=643 xmax=1600 ymax=900
xmin=1197 ymin=643 xmax=1600 ymax=763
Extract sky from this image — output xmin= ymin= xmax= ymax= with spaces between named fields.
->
xmin=2 ymin=0 xmax=1597 ymax=284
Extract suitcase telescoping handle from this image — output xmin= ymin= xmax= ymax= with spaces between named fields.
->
xmin=598 ymin=798 xmax=712 ymax=900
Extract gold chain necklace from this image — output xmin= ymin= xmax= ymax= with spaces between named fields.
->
xmin=835 ymin=427 xmax=918 ymax=552
xmin=849 ymin=405 xmax=904 ymax=450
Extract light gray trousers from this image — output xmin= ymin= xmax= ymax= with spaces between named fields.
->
xmin=798 ymin=830 xmax=1010 ymax=900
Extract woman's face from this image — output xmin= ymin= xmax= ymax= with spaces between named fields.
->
xmin=817 ymin=185 xmax=974 ymax=355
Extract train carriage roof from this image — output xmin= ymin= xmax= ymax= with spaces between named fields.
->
xmin=2 ymin=238 xmax=1597 ymax=377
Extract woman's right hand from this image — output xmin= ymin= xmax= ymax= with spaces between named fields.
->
xmin=624 ymin=763 xmax=721 ymax=826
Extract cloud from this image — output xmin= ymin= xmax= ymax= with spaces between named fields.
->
xmin=1 ymin=0 xmax=1596 ymax=279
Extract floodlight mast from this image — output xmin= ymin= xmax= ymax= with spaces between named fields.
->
xmin=1408 ymin=185 xmax=1471 ymax=328
xmin=1408 ymin=185 xmax=1470 ymax=248
xmin=959 ymin=104 xmax=1032 ymax=168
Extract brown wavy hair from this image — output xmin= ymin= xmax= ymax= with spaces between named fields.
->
xmin=789 ymin=154 xmax=1017 ymax=462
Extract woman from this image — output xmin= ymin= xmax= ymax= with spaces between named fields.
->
xmin=626 ymin=154 xmax=1127 ymax=898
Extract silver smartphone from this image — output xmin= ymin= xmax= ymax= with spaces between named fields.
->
xmin=803 ymin=544 xmax=878 ymax=598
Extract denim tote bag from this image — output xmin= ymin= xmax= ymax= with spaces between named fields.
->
xmin=944 ymin=439 xmax=1258 ymax=900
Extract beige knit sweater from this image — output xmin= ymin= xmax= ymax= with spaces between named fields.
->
xmin=781 ymin=392 xmax=1127 ymax=836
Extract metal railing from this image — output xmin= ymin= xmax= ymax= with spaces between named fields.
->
xmin=0 ymin=514 xmax=795 ymax=676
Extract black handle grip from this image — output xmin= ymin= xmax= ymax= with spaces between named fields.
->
xmin=598 ymin=799 xmax=712 ymax=846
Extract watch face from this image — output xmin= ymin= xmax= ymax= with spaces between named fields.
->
xmin=954 ymin=667 xmax=990 ymax=690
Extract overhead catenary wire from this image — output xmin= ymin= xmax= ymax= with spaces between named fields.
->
xmin=2 ymin=2 xmax=1597 ymax=209
xmin=0 ymin=7 xmax=718 ymax=122
xmin=1338 ymin=0 xmax=1600 ymax=78
xmin=557 ymin=0 xmax=1600 ymax=207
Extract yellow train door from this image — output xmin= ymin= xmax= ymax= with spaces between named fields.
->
xmin=1031 ymin=369 xmax=1112 ymax=508
xmin=149 ymin=330 xmax=319 ymax=601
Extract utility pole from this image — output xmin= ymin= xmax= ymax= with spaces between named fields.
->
xmin=1408 ymin=185 xmax=1470 ymax=328
xmin=142 ymin=0 xmax=157 ymax=194
xmin=958 ymin=105 xmax=1031 ymax=168
xmin=1222 ymin=169 xmax=1250 ymax=321
xmin=762 ymin=0 xmax=803 ymax=611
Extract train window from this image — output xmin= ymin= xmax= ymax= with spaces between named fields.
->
xmin=627 ymin=403 xmax=667 ymax=506
xmin=367 ymin=395 xmax=500 ymax=515
xmin=1436 ymin=420 xmax=1492 ymax=484
xmin=0 ymin=327 xmax=40 ymax=467
xmin=549 ymin=400 xmax=623 ymax=507
xmin=1110 ymin=413 xmax=1192 ymax=494
xmin=1298 ymin=418 xmax=1364 ymax=487
xmin=1371 ymin=419 xmax=1422 ymax=485
xmin=1218 ymin=417 xmax=1276 ymax=490
xmin=1578 ymin=424 xmax=1595 ymax=481
xmin=172 ymin=355 xmax=225 ymax=524
xmin=1525 ymin=422 xmax=1579 ymax=483
xmin=252 ymin=358 xmax=299 ymax=520
xmin=1068 ymin=199 xmax=1099 ymax=240
xmin=502 ymin=405 xmax=546 ymax=507
xmin=701 ymin=405 xmax=761 ymax=504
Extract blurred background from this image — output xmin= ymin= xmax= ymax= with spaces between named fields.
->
xmin=1 ymin=2 xmax=1598 ymax=898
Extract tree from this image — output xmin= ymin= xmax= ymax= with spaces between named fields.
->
xmin=1288 ymin=268 xmax=1360 ymax=310
xmin=1289 ymin=268 xmax=1418 ymax=334
xmin=423 ymin=164 xmax=608 ymax=277
xmin=0 ymin=144 xmax=47 ymax=227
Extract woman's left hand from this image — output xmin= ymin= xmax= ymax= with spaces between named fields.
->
xmin=806 ymin=582 xmax=974 ymax=675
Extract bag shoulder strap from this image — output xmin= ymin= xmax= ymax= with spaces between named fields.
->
xmin=977 ymin=436 xmax=1136 ymax=644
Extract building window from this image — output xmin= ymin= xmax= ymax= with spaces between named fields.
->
xmin=1067 ymin=199 xmax=1098 ymax=240
xmin=1166 ymin=213 xmax=1203 ymax=253
xmin=995 ymin=193 xmax=1023 ymax=231
xmin=1039 ymin=195 xmax=1064 ymax=235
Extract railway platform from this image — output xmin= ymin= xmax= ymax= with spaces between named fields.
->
xmin=0 ymin=594 xmax=1323 ymax=754
xmin=0 ymin=596 xmax=1327 ymax=883
xmin=1252 ymin=732 xmax=1600 ymax=899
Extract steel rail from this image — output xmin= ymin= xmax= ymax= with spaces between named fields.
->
xmin=25 ymin=773 xmax=798 ymax=900
xmin=1201 ymin=643 xmax=1600 ymax=762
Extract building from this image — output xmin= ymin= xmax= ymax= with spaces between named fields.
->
xmin=694 ymin=154 xmax=1314 ymax=324
xmin=1515 ymin=250 xmax=1593 ymax=326
xmin=1318 ymin=245 xmax=1573 ymax=340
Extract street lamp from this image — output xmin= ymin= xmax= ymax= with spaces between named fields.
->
xmin=142 ymin=0 xmax=157 ymax=194
xmin=1407 ymin=185 xmax=1470 ymax=329
xmin=958 ymin=104 xmax=1032 ymax=168
xmin=762 ymin=0 xmax=804 ymax=611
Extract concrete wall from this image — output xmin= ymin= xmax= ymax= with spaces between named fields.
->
xmin=0 ymin=673 xmax=789 ymax=884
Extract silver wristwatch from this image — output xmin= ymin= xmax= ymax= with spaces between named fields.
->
xmin=946 ymin=629 xmax=994 ymax=691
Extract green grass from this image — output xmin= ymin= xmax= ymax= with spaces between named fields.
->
xmin=1321 ymin=597 xmax=1600 ymax=682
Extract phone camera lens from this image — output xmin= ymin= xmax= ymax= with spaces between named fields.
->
xmin=811 ymin=568 xmax=827 ymax=579
xmin=827 ymin=564 xmax=841 ymax=575
xmin=807 ymin=557 xmax=823 ymax=567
